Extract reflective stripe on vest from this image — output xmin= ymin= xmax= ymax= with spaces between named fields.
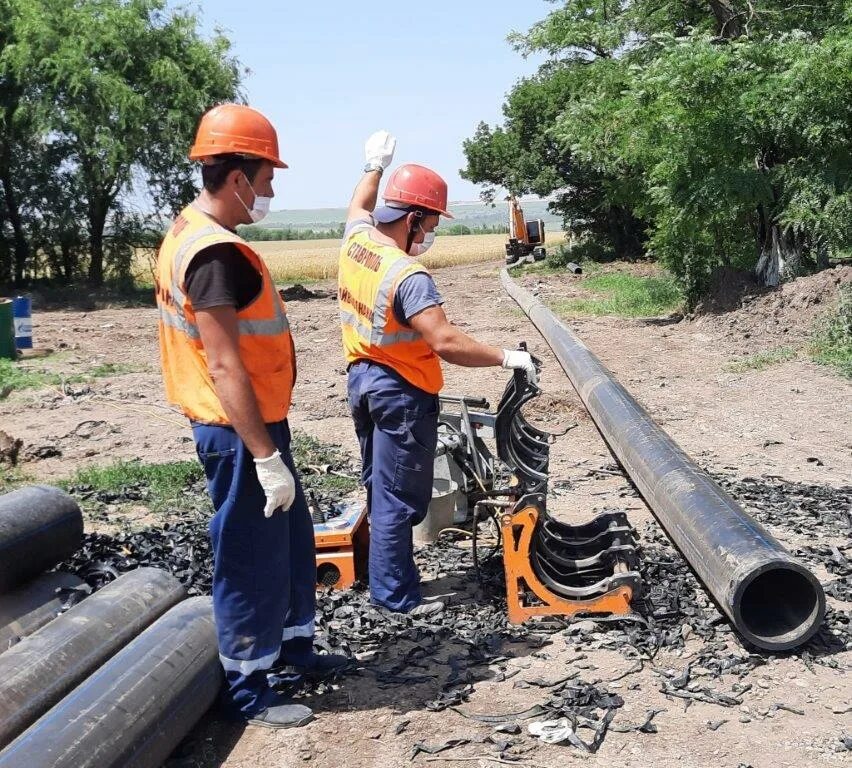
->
xmin=338 ymin=309 xmax=421 ymax=346
xmin=159 ymin=305 xmax=288 ymax=339
xmin=339 ymin=256 xmax=422 ymax=346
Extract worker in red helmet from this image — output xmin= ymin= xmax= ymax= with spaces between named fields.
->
xmin=338 ymin=131 xmax=537 ymax=614
xmin=156 ymin=104 xmax=347 ymax=730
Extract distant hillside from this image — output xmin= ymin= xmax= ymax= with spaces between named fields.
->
xmin=259 ymin=199 xmax=563 ymax=232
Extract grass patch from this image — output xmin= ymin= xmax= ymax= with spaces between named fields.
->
xmin=0 ymin=359 xmax=142 ymax=399
xmin=57 ymin=429 xmax=357 ymax=521
xmin=553 ymin=271 xmax=683 ymax=318
xmin=63 ymin=460 xmax=206 ymax=515
xmin=291 ymin=429 xmax=359 ymax=497
xmin=88 ymin=362 xmax=141 ymax=377
xmin=810 ymin=284 xmax=852 ymax=378
xmin=508 ymin=252 xmax=604 ymax=278
xmin=724 ymin=346 xmax=799 ymax=373
xmin=0 ymin=466 xmax=34 ymax=494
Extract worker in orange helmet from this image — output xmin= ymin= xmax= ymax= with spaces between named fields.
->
xmin=339 ymin=131 xmax=537 ymax=615
xmin=155 ymin=104 xmax=347 ymax=730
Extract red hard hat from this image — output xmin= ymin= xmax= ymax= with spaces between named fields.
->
xmin=189 ymin=104 xmax=288 ymax=168
xmin=382 ymin=164 xmax=453 ymax=218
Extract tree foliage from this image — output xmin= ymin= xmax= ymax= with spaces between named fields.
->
xmin=463 ymin=1 xmax=852 ymax=304
xmin=0 ymin=0 xmax=241 ymax=286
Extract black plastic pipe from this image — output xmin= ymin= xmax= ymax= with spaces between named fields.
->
xmin=0 ymin=485 xmax=83 ymax=592
xmin=0 ymin=567 xmax=185 ymax=747
xmin=0 ymin=571 xmax=85 ymax=652
xmin=501 ymin=269 xmax=825 ymax=651
xmin=0 ymin=597 xmax=220 ymax=768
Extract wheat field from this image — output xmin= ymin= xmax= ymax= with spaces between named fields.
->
xmin=137 ymin=232 xmax=555 ymax=285
xmin=253 ymin=233 xmax=511 ymax=282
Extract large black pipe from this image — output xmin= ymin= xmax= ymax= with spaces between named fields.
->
xmin=0 ymin=485 xmax=83 ymax=592
xmin=501 ymin=269 xmax=825 ymax=651
xmin=0 ymin=597 xmax=220 ymax=768
xmin=0 ymin=567 xmax=185 ymax=747
xmin=0 ymin=571 xmax=85 ymax=652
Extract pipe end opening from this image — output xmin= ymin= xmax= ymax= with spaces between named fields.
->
xmin=737 ymin=565 xmax=825 ymax=651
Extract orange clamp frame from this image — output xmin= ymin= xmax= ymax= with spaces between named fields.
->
xmin=501 ymin=504 xmax=633 ymax=624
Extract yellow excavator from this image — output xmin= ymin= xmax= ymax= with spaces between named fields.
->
xmin=505 ymin=196 xmax=546 ymax=266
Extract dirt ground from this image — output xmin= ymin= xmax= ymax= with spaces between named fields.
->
xmin=1 ymin=261 xmax=850 ymax=767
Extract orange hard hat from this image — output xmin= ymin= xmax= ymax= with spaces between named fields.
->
xmin=189 ymin=103 xmax=288 ymax=168
xmin=382 ymin=164 xmax=453 ymax=218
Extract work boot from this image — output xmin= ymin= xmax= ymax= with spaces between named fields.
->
xmin=372 ymin=599 xmax=445 ymax=619
xmin=408 ymin=599 xmax=445 ymax=618
xmin=247 ymin=702 xmax=314 ymax=729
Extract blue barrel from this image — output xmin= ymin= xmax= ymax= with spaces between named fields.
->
xmin=12 ymin=297 xmax=32 ymax=350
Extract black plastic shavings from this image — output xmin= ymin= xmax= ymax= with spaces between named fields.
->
xmin=394 ymin=719 xmax=411 ymax=736
xmin=53 ymin=472 xmax=849 ymax=760
xmin=56 ymin=583 xmax=92 ymax=612
xmin=409 ymin=738 xmax=469 ymax=760
xmin=58 ymin=510 xmax=215 ymax=596
xmin=484 ymin=733 xmax=515 ymax=753
xmin=608 ymin=660 xmax=644 ymax=682
xmin=660 ymin=683 xmax=743 ymax=708
xmin=522 ymin=672 xmax=578 ymax=688
xmin=493 ymin=722 xmax=521 ymax=734
xmin=452 ymin=705 xmax=549 ymax=724
xmin=769 ymin=703 xmax=805 ymax=716
xmin=609 ymin=708 xmax=665 ymax=734
xmin=425 ymin=684 xmax=474 ymax=712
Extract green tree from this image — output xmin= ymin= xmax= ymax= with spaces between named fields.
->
xmin=560 ymin=5 xmax=851 ymax=298
xmin=462 ymin=27 xmax=647 ymax=261
xmin=464 ymin=1 xmax=852 ymax=303
xmin=0 ymin=0 xmax=241 ymax=286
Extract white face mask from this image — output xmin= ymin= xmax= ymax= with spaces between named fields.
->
xmin=409 ymin=227 xmax=436 ymax=256
xmin=235 ymin=173 xmax=271 ymax=223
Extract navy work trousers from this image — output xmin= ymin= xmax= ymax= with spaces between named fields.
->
xmin=192 ymin=419 xmax=316 ymax=716
xmin=347 ymin=361 xmax=439 ymax=612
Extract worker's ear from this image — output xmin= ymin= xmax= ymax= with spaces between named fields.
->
xmin=405 ymin=210 xmax=422 ymax=231
xmin=229 ymin=168 xmax=251 ymax=190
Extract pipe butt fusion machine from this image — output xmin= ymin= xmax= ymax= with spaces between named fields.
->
xmin=432 ymin=351 xmax=640 ymax=624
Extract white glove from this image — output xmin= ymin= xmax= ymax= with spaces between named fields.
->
xmin=502 ymin=349 xmax=538 ymax=385
xmin=364 ymin=130 xmax=396 ymax=170
xmin=253 ymin=450 xmax=296 ymax=518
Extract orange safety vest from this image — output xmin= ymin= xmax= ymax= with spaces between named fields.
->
xmin=155 ymin=204 xmax=294 ymax=425
xmin=338 ymin=228 xmax=443 ymax=394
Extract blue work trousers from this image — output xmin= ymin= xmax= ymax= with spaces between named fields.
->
xmin=347 ymin=361 xmax=438 ymax=612
xmin=192 ymin=419 xmax=316 ymax=716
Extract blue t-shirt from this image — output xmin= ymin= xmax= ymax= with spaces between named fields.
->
xmin=343 ymin=219 xmax=443 ymax=327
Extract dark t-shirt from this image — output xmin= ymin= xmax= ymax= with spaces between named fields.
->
xmin=184 ymin=243 xmax=262 ymax=310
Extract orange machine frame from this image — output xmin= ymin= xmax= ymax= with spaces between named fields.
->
xmin=314 ymin=503 xmax=369 ymax=590
xmin=501 ymin=503 xmax=634 ymax=624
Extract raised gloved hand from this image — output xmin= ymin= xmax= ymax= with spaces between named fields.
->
xmin=253 ymin=450 xmax=296 ymax=518
xmin=502 ymin=348 xmax=538 ymax=385
xmin=364 ymin=130 xmax=396 ymax=170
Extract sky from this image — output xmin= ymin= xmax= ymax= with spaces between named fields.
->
xmin=187 ymin=0 xmax=550 ymax=210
